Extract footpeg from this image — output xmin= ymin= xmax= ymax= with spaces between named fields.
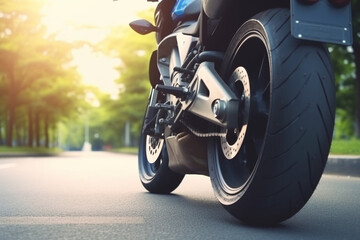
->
xmin=155 ymin=85 xmax=189 ymax=100
xmin=155 ymin=103 xmax=174 ymax=110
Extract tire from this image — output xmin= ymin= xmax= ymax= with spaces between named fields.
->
xmin=208 ymin=8 xmax=335 ymax=224
xmin=138 ymin=91 xmax=184 ymax=194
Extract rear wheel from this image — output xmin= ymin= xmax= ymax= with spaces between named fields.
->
xmin=208 ymin=9 xmax=335 ymax=224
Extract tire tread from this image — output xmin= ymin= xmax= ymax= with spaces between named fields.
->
xmin=211 ymin=8 xmax=335 ymax=224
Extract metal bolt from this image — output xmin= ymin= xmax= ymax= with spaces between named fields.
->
xmin=212 ymin=99 xmax=226 ymax=122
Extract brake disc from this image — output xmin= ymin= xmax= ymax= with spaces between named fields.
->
xmin=220 ymin=66 xmax=250 ymax=160
xmin=145 ymin=135 xmax=164 ymax=164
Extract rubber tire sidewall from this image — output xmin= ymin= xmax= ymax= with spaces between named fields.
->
xmin=209 ymin=9 xmax=335 ymax=224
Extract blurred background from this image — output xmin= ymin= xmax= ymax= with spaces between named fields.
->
xmin=0 ymin=0 xmax=359 ymax=155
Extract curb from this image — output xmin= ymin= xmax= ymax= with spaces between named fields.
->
xmin=325 ymin=155 xmax=360 ymax=177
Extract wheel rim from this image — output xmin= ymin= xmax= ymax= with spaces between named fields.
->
xmin=146 ymin=135 xmax=164 ymax=164
xmin=216 ymin=34 xmax=270 ymax=194
xmin=139 ymin=133 xmax=164 ymax=182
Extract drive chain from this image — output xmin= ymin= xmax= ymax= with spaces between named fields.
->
xmin=180 ymin=121 xmax=226 ymax=138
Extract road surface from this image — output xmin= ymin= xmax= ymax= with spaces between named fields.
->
xmin=0 ymin=151 xmax=359 ymax=239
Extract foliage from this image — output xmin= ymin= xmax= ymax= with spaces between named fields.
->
xmin=331 ymin=0 xmax=360 ymax=138
xmin=331 ymin=45 xmax=356 ymax=138
xmin=92 ymin=9 xmax=156 ymax=147
xmin=330 ymin=139 xmax=360 ymax=155
xmin=0 ymin=0 xmax=86 ymax=148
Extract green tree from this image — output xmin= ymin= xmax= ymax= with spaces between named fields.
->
xmin=352 ymin=0 xmax=360 ymax=138
xmin=0 ymin=0 xmax=45 ymax=146
xmin=98 ymin=9 xmax=156 ymax=147
xmin=0 ymin=0 xmax=86 ymax=147
xmin=331 ymin=0 xmax=360 ymax=138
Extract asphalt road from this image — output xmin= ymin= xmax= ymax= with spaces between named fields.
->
xmin=0 ymin=151 xmax=359 ymax=240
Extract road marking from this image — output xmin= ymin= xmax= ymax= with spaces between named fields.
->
xmin=0 ymin=216 xmax=144 ymax=225
xmin=0 ymin=163 xmax=16 ymax=170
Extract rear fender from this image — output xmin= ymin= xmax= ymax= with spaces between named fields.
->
xmin=202 ymin=0 xmax=233 ymax=19
xmin=290 ymin=0 xmax=353 ymax=45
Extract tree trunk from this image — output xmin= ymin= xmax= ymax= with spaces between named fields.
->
xmin=44 ymin=115 xmax=49 ymax=148
xmin=2 ymin=52 xmax=19 ymax=147
xmin=353 ymin=40 xmax=360 ymax=138
xmin=0 ymin=121 xmax=3 ymax=146
xmin=15 ymin=122 xmax=22 ymax=147
xmin=35 ymin=111 xmax=41 ymax=147
xmin=53 ymin=125 xmax=57 ymax=148
xmin=28 ymin=107 xmax=34 ymax=147
xmin=6 ymin=74 xmax=16 ymax=147
xmin=6 ymin=107 xmax=15 ymax=147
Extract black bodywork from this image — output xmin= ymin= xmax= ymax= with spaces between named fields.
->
xmin=153 ymin=0 xmax=352 ymax=49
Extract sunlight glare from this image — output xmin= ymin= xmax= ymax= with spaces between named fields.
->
xmin=42 ymin=0 xmax=156 ymax=96
xmin=72 ymin=45 xmax=121 ymax=99
xmin=43 ymin=0 xmax=155 ymax=42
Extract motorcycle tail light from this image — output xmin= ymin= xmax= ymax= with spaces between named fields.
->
xmin=328 ymin=0 xmax=351 ymax=7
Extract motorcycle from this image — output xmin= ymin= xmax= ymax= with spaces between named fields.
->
xmin=130 ymin=0 xmax=353 ymax=224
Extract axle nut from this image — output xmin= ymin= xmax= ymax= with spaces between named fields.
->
xmin=212 ymin=99 xmax=227 ymax=122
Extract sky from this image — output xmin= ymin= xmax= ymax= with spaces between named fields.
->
xmin=42 ymin=0 xmax=156 ymax=98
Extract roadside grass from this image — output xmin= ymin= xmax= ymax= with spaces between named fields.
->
xmin=115 ymin=140 xmax=360 ymax=156
xmin=113 ymin=140 xmax=360 ymax=156
xmin=0 ymin=146 xmax=61 ymax=155
xmin=2 ymin=139 xmax=357 ymax=156
xmin=113 ymin=147 xmax=138 ymax=155
xmin=330 ymin=139 xmax=360 ymax=155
